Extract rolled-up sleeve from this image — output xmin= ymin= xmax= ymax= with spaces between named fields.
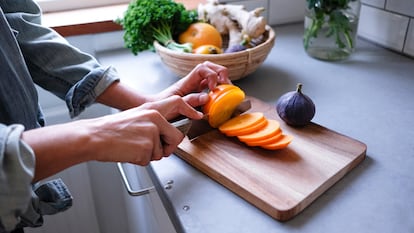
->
xmin=3 ymin=0 xmax=120 ymax=118
xmin=0 ymin=125 xmax=74 ymax=232
xmin=0 ymin=124 xmax=35 ymax=231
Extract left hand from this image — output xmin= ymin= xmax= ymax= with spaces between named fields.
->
xmin=154 ymin=61 xmax=232 ymax=104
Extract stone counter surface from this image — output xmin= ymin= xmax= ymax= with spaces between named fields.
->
xmin=98 ymin=23 xmax=414 ymax=233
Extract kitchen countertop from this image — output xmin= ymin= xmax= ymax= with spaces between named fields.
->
xmin=97 ymin=23 xmax=414 ymax=233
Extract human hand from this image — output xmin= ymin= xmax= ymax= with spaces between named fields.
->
xmin=155 ymin=61 xmax=232 ymax=101
xmin=138 ymin=95 xmax=204 ymax=121
xmin=24 ymin=96 xmax=203 ymax=181
xmin=95 ymin=95 xmax=205 ymax=165
xmin=178 ymin=61 xmax=232 ymax=92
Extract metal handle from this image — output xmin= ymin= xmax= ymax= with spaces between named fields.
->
xmin=117 ymin=162 xmax=155 ymax=196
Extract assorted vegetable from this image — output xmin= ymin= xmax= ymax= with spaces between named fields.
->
xmin=198 ymin=0 xmax=267 ymax=49
xmin=116 ymin=0 xmax=198 ymax=55
xmin=193 ymin=45 xmax=223 ymax=54
xmin=276 ymin=83 xmax=316 ymax=127
xmin=178 ymin=22 xmax=223 ymax=50
xmin=117 ymin=0 xmax=269 ymax=56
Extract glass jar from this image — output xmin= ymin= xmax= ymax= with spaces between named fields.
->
xmin=303 ymin=0 xmax=361 ymax=61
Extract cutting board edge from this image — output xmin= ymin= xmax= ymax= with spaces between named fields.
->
xmin=175 ymin=146 xmax=367 ymax=221
xmin=280 ymin=148 xmax=367 ymax=221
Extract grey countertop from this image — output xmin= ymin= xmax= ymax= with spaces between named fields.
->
xmin=98 ymin=23 xmax=414 ymax=233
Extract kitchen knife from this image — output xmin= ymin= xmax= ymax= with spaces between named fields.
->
xmin=172 ymin=99 xmax=251 ymax=140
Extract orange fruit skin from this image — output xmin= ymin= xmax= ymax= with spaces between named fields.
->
xmin=193 ymin=45 xmax=223 ymax=54
xmin=178 ymin=22 xmax=223 ymax=50
xmin=208 ymin=88 xmax=245 ymax=128
xmin=261 ymin=134 xmax=294 ymax=150
xmin=237 ymin=120 xmax=281 ymax=142
xmin=203 ymin=85 xmax=238 ymax=115
xmin=218 ymin=112 xmax=266 ymax=136
xmin=244 ymin=130 xmax=282 ymax=146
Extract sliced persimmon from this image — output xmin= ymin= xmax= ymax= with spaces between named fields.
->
xmin=261 ymin=134 xmax=294 ymax=150
xmin=208 ymin=87 xmax=245 ymax=128
xmin=244 ymin=129 xmax=283 ymax=146
xmin=219 ymin=112 xmax=266 ymax=136
xmin=225 ymin=118 xmax=268 ymax=137
xmin=203 ymin=84 xmax=238 ymax=115
xmin=237 ymin=119 xmax=281 ymax=143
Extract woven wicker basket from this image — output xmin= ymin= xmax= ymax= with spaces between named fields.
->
xmin=154 ymin=26 xmax=276 ymax=81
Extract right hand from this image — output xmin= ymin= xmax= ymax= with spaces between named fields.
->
xmin=90 ymin=95 xmax=202 ymax=165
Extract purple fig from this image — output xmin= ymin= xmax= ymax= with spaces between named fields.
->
xmin=276 ymin=83 xmax=315 ymax=127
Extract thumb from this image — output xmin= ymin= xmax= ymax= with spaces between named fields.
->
xmin=182 ymin=92 xmax=209 ymax=108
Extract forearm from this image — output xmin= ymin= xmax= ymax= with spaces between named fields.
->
xmin=96 ymin=80 xmax=154 ymax=110
xmin=21 ymin=121 xmax=93 ymax=182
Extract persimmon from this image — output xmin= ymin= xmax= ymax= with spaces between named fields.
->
xmin=178 ymin=22 xmax=223 ymax=50
xmin=207 ymin=87 xmax=245 ymax=128
xmin=203 ymin=84 xmax=238 ymax=115
xmin=260 ymin=134 xmax=294 ymax=150
xmin=243 ymin=130 xmax=282 ymax=146
xmin=218 ymin=112 xmax=266 ymax=136
xmin=237 ymin=119 xmax=281 ymax=143
xmin=193 ymin=45 xmax=223 ymax=54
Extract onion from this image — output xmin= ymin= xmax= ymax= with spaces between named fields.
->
xmin=276 ymin=83 xmax=315 ymax=127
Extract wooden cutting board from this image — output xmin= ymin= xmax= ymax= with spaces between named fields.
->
xmin=175 ymin=96 xmax=367 ymax=221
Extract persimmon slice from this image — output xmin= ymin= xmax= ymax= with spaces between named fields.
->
xmin=244 ymin=129 xmax=282 ymax=146
xmin=261 ymin=134 xmax=294 ymax=150
xmin=219 ymin=112 xmax=266 ymax=136
xmin=237 ymin=119 xmax=281 ymax=142
xmin=203 ymin=84 xmax=238 ymax=114
xmin=208 ymin=87 xmax=245 ymax=128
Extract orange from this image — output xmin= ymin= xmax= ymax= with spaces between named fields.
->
xmin=178 ymin=22 xmax=222 ymax=50
xmin=193 ymin=45 xmax=223 ymax=54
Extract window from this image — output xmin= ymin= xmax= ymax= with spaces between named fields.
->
xmin=36 ymin=0 xmax=130 ymax=13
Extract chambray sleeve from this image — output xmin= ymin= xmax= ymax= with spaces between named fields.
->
xmin=0 ymin=124 xmax=73 ymax=232
xmin=0 ymin=124 xmax=37 ymax=231
xmin=2 ymin=0 xmax=120 ymax=118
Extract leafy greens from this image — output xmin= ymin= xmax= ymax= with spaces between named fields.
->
xmin=116 ymin=0 xmax=198 ymax=55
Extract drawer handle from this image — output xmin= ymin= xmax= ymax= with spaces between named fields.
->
xmin=117 ymin=162 xmax=155 ymax=196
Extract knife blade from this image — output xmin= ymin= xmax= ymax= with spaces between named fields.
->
xmin=171 ymin=99 xmax=251 ymax=140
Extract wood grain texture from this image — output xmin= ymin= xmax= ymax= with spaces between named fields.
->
xmin=175 ymin=96 xmax=367 ymax=221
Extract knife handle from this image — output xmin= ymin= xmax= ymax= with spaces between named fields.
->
xmin=171 ymin=118 xmax=192 ymax=135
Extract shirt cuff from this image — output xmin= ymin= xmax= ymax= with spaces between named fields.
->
xmin=0 ymin=124 xmax=35 ymax=231
xmin=66 ymin=66 xmax=120 ymax=118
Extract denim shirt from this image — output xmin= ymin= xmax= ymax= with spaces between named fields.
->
xmin=0 ymin=0 xmax=120 ymax=232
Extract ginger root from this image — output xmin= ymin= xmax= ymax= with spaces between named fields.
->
xmin=198 ymin=0 xmax=267 ymax=48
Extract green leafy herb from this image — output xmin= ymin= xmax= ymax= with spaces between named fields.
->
xmin=304 ymin=0 xmax=357 ymax=50
xmin=115 ymin=0 xmax=199 ymax=55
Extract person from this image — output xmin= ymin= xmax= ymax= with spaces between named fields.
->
xmin=0 ymin=1 xmax=231 ymax=232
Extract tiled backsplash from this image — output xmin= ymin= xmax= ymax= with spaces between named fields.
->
xmin=359 ymin=0 xmax=414 ymax=57
xmin=219 ymin=0 xmax=414 ymax=58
